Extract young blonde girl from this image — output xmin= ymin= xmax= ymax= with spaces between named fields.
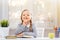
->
xmin=15 ymin=9 xmax=37 ymax=38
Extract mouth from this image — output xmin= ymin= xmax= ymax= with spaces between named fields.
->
xmin=24 ymin=18 xmax=28 ymax=19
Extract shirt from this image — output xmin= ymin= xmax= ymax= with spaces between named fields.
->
xmin=15 ymin=23 xmax=37 ymax=38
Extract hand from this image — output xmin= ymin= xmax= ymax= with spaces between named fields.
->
xmin=16 ymin=33 xmax=23 ymax=37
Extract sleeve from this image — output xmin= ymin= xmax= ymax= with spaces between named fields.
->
xmin=23 ymin=24 xmax=37 ymax=38
xmin=15 ymin=24 xmax=25 ymax=35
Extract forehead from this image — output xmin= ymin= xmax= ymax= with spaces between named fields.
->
xmin=22 ymin=10 xmax=30 ymax=15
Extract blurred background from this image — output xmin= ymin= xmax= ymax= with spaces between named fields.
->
xmin=0 ymin=0 xmax=60 ymax=37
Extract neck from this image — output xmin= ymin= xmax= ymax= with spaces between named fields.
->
xmin=23 ymin=22 xmax=30 ymax=26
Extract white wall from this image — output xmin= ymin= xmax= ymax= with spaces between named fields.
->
xmin=0 ymin=0 xmax=2 ymax=20
xmin=0 ymin=0 xmax=8 ymax=20
xmin=9 ymin=0 xmax=58 ymax=29
xmin=2 ymin=0 xmax=8 ymax=20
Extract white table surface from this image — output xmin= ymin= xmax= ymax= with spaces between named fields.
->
xmin=0 ymin=37 xmax=60 ymax=40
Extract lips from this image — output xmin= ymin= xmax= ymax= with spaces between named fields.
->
xmin=24 ymin=17 xmax=28 ymax=19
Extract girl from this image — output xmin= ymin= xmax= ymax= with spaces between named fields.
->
xmin=15 ymin=9 xmax=37 ymax=38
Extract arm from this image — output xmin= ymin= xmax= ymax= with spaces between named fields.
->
xmin=15 ymin=24 xmax=25 ymax=35
xmin=23 ymin=24 xmax=37 ymax=38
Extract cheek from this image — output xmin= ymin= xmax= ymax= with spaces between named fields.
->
xmin=27 ymin=16 xmax=31 ymax=20
xmin=22 ymin=16 xmax=25 ymax=20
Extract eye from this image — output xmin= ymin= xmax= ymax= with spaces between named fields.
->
xmin=23 ymin=14 xmax=25 ymax=16
xmin=27 ymin=14 xmax=29 ymax=16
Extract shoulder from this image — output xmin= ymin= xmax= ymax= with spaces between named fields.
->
xmin=17 ymin=23 xmax=23 ymax=27
xmin=17 ymin=23 xmax=22 ymax=27
xmin=32 ymin=23 xmax=36 ymax=28
xmin=17 ymin=23 xmax=25 ymax=28
xmin=32 ymin=23 xmax=36 ymax=26
xmin=18 ymin=23 xmax=22 ymax=26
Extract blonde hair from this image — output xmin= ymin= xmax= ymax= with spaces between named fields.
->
xmin=21 ymin=9 xmax=32 ymax=32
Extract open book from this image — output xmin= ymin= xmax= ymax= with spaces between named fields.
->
xmin=17 ymin=35 xmax=33 ymax=38
xmin=5 ymin=36 xmax=16 ymax=39
xmin=5 ymin=35 xmax=33 ymax=39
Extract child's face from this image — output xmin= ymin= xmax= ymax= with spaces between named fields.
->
xmin=22 ymin=11 xmax=31 ymax=23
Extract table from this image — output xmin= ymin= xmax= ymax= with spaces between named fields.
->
xmin=0 ymin=37 xmax=60 ymax=40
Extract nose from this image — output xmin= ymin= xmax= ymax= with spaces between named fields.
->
xmin=25 ymin=15 xmax=28 ymax=17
